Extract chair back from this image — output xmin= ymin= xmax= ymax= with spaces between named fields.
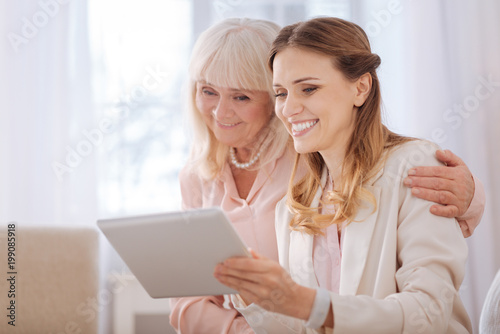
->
xmin=0 ymin=225 xmax=99 ymax=333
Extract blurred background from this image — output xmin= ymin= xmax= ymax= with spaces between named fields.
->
xmin=1 ymin=0 xmax=499 ymax=333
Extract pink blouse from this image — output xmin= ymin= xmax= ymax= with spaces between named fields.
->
xmin=313 ymin=177 xmax=344 ymax=293
xmin=313 ymin=223 xmax=343 ymax=293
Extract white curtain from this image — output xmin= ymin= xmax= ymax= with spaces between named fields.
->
xmin=0 ymin=1 xmax=109 ymax=332
xmin=355 ymin=0 xmax=500 ymax=331
xmin=408 ymin=2 xmax=500 ymax=331
xmin=0 ymin=0 xmax=97 ymax=226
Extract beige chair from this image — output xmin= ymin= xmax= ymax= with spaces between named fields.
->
xmin=479 ymin=268 xmax=500 ymax=333
xmin=0 ymin=225 xmax=99 ymax=334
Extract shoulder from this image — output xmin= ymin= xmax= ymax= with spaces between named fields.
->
xmin=384 ymin=139 xmax=444 ymax=172
xmin=179 ymin=159 xmax=229 ymax=184
xmin=370 ymin=139 xmax=444 ymax=188
xmin=179 ymin=162 xmax=208 ymax=190
xmin=179 ymin=163 xmax=197 ymax=184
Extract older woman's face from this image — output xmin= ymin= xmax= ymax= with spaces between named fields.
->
xmin=195 ymin=81 xmax=273 ymax=149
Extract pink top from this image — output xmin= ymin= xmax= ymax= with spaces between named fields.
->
xmin=313 ymin=222 xmax=343 ymax=293
xmin=313 ymin=178 xmax=343 ymax=293
xmin=169 ymin=148 xmax=297 ymax=334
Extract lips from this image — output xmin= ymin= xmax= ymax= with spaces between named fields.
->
xmin=291 ymin=120 xmax=318 ymax=135
xmin=215 ymin=119 xmax=241 ymax=128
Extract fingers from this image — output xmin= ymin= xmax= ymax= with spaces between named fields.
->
xmin=215 ymin=269 xmax=261 ymax=295
xmin=407 ymin=149 xmax=468 ymax=177
xmin=435 ymin=149 xmax=465 ymax=167
xmin=404 ymin=175 xmax=457 ymax=191
xmin=405 ymin=161 xmax=474 ymax=217
xmin=215 ymin=263 xmax=268 ymax=287
xmin=458 ymin=220 xmax=472 ymax=238
xmin=214 ymin=255 xmax=280 ymax=288
xmin=409 ymin=186 xmax=455 ymax=206
xmin=429 ymin=204 xmax=459 ymax=218
xmin=407 ymin=165 xmax=455 ymax=179
xmin=249 ymin=248 xmax=260 ymax=259
xmin=214 ymin=262 xmax=294 ymax=312
xmin=222 ymin=256 xmax=271 ymax=273
xmin=409 ymin=185 xmax=460 ymax=217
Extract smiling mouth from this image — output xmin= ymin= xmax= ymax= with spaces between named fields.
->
xmin=216 ymin=120 xmax=240 ymax=128
xmin=291 ymin=120 xmax=318 ymax=135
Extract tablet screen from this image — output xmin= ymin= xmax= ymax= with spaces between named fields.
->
xmin=98 ymin=207 xmax=249 ymax=298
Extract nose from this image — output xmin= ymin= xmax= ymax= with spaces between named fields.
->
xmin=212 ymin=97 xmax=234 ymax=120
xmin=280 ymin=93 xmax=302 ymax=118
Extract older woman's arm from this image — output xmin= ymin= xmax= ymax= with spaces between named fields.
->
xmin=169 ymin=296 xmax=253 ymax=334
xmin=403 ymin=149 xmax=485 ymax=237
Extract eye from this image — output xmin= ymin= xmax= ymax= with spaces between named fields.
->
xmin=274 ymin=92 xmax=287 ymax=99
xmin=235 ymin=95 xmax=249 ymax=101
xmin=203 ymin=90 xmax=215 ymax=96
xmin=303 ymin=87 xmax=318 ymax=94
xmin=201 ymin=87 xmax=217 ymax=96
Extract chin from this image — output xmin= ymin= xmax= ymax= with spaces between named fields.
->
xmin=293 ymin=143 xmax=314 ymax=155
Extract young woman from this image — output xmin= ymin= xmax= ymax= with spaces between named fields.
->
xmin=215 ymin=17 xmax=473 ymax=333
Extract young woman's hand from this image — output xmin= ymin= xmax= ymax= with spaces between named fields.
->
xmin=214 ymin=249 xmax=316 ymax=321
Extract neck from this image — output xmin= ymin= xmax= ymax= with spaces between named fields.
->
xmin=234 ymin=146 xmax=253 ymax=162
xmin=320 ymin=148 xmax=346 ymax=188
xmin=232 ymin=130 xmax=270 ymax=165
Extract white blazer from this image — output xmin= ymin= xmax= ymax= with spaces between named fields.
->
xmin=234 ymin=140 xmax=472 ymax=334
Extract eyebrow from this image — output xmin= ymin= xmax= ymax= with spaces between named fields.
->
xmin=273 ymin=77 xmax=321 ymax=87
xmin=198 ymin=81 xmax=252 ymax=93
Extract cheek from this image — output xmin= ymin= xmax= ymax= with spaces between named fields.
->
xmin=274 ymin=104 xmax=287 ymax=126
xmin=196 ymin=95 xmax=213 ymax=116
xmin=243 ymin=104 xmax=270 ymax=125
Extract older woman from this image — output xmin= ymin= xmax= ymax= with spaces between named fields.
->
xmin=172 ymin=18 xmax=484 ymax=334
xmin=215 ymin=17 xmax=477 ymax=333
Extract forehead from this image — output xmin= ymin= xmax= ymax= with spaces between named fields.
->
xmin=272 ymin=47 xmax=335 ymax=83
xmin=197 ymin=81 xmax=270 ymax=97
xmin=197 ymin=80 xmax=248 ymax=92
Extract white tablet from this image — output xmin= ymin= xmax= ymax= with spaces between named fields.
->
xmin=97 ymin=207 xmax=249 ymax=298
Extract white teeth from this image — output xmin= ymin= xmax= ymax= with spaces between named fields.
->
xmin=292 ymin=120 xmax=318 ymax=132
xmin=218 ymin=120 xmax=238 ymax=126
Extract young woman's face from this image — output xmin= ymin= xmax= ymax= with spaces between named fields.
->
xmin=195 ymin=82 xmax=273 ymax=149
xmin=273 ymin=47 xmax=360 ymax=157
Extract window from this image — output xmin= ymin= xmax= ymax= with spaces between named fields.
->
xmin=89 ymin=0 xmax=351 ymax=217
xmin=89 ymin=0 xmax=192 ymax=215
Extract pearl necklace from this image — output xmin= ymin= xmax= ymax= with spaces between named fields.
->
xmin=229 ymin=147 xmax=262 ymax=169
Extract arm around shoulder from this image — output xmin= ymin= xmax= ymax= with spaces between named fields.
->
xmin=457 ymin=175 xmax=485 ymax=237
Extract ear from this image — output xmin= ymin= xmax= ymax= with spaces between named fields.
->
xmin=353 ymin=73 xmax=372 ymax=107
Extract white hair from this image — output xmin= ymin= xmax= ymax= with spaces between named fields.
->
xmin=186 ymin=18 xmax=291 ymax=180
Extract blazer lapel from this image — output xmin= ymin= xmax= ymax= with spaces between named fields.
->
xmin=339 ymin=168 xmax=384 ymax=295
xmin=289 ymin=229 xmax=318 ymax=287
xmin=288 ymin=169 xmax=328 ymax=288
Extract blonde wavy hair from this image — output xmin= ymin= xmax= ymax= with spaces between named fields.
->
xmin=268 ymin=17 xmax=411 ymax=235
xmin=186 ymin=18 xmax=291 ymax=180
